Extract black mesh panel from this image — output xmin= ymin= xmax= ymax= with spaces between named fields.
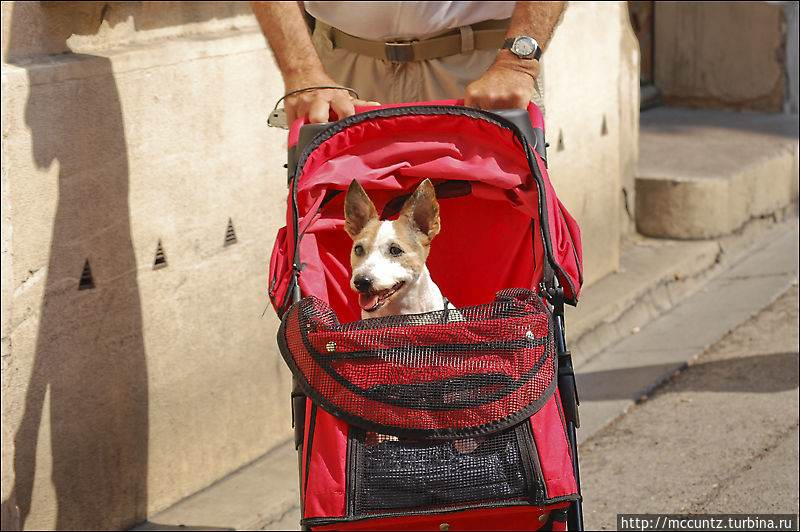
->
xmin=359 ymin=427 xmax=529 ymax=512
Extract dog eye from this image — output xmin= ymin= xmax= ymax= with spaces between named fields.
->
xmin=354 ymin=245 xmax=364 ymax=256
xmin=389 ymin=245 xmax=404 ymax=256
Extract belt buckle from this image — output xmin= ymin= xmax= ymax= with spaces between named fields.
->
xmin=385 ymin=41 xmax=415 ymax=62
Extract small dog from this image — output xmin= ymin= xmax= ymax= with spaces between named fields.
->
xmin=344 ymin=178 xmax=480 ymax=453
xmin=344 ymin=178 xmax=447 ymax=319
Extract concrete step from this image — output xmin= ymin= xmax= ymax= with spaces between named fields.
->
xmin=565 ymin=203 xmax=798 ymax=367
xmin=635 ymin=107 xmax=798 ymax=239
xmin=575 ymin=215 xmax=799 ymax=443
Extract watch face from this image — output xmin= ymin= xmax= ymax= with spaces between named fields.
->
xmin=513 ymin=37 xmax=536 ymax=57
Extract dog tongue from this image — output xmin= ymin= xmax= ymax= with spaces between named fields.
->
xmin=359 ymin=293 xmax=381 ymax=311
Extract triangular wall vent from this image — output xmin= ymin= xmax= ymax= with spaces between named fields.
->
xmin=78 ymin=258 xmax=95 ymax=290
xmin=224 ymin=218 xmax=238 ymax=247
xmin=153 ymin=240 xmax=168 ymax=270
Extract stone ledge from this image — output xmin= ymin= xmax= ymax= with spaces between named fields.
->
xmin=2 ymin=2 xmax=257 ymax=63
xmin=567 ymin=203 xmax=798 ymax=368
xmin=565 ymin=235 xmax=720 ymax=366
xmin=575 ymin=215 xmax=799 ymax=443
xmin=635 ymin=107 xmax=799 ymax=239
xmin=3 ymin=27 xmax=269 ymax=80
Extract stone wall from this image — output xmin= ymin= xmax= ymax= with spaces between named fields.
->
xmin=2 ymin=3 xmax=292 ymax=529
xmin=1 ymin=2 xmax=637 ymax=529
xmin=654 ymin=1 xmax=789 ymax=112
xmin=544 ymin=1 xmax=639 ymax=283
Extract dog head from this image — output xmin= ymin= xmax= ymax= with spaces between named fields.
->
xmin=344 ymin=178 xmax=440 ymax=314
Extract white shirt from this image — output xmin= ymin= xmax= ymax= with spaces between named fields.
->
xmin=304 ymin=1 xmax=516 ymax=41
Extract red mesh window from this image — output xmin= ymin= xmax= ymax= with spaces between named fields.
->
xmin=278 ymin=289 xmax=557 ymax=439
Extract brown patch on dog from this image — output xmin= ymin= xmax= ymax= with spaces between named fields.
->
xmin=348 ymin=218 xmax=380 ymax=268
xmin=388 ymin=218 xmax=429 ymax=273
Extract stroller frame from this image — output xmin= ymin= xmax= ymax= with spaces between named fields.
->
xmin=276 ymin=103 xmax=584 ymax=531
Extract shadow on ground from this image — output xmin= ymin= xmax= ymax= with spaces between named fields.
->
xmin=577 ymin=351 xmax=799 ymax=401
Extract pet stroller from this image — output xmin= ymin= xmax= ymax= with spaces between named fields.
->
xmin=268 ymin=100 xmax=584 ymax=531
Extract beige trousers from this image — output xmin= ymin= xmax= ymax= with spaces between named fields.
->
xmin=311 ymin=21 xmax=545 ymax=115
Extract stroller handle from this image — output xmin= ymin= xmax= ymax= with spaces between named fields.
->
xmin=492 ymin=108 xmax=548 ymax=164
xmin=286 ymin=105 xmax=548 ymax=184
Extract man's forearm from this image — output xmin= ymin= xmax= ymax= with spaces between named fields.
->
xmin=250 ymin=1 xmax=325 ymax=87
xmin=250 ymin=1 xmax=376 ymax=123
xmin=464 ymin=1 xmax=565 ymax=109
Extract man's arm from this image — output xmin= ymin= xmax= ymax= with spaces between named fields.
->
xmin=464 ymin=1 xmax=565 ymax=110
xmin=250 ymin=1 xmax=377 ymax=124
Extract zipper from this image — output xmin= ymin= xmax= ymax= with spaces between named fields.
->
xmin=345 ymin=427 xmax=365 ymax=518
xmin=303 ymin=403 xmax=318 ymax=498
xmin=516 ymin=421 xmax=546 ymax=504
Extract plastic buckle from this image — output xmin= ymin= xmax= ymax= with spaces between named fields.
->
xmin=557 ymin=350 xmax=580 ymax=428
xmin=542 ymin=284 xmax=565 ymax=317
xmin=268 ymin=107 xmax=288 ymax=129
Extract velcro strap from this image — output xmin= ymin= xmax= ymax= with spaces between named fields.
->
xmin=459 ymin=25 xmax=475 ymax=54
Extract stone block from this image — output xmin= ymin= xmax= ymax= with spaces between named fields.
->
xmin=635 ymin=107 xmax=798 ymax=239
xmin=544 ymin=1 xmax=635 ymax=285
xmin=654 ymin=1 xmax=787 ymax=112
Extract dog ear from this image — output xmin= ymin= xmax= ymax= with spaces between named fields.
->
xmin=344 ymin=179 xmax=378 ymax=238
xmin=400 ymin=179 xmax=440 ymax=242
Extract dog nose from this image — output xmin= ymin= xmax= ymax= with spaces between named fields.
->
xmin=353 ymin=275 xmax=373 ymax=293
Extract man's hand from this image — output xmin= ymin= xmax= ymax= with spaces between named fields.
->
xmin=465 ymin=0 xmax=564 ymax=110
xmin=464 ymin=53 xmax=539 ymax=110
xmin=283 ymin=74 xmax=379 ymax=125
xmin=251 ymin=1 xmax=379 ymax=125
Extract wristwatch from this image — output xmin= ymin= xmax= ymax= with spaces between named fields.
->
xmin=501 ymin=36 xmax=542 ymax=60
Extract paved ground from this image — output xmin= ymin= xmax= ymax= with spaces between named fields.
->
xmin=581 ymin=283 xmax=799 ymax=529
xmin=575 ymin=216 xmax=799 ymax=442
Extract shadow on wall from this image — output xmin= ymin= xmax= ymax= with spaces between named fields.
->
xmin=3 ymin=1 xmax=254 ymax=62
xmin=2 ymin=3 xmax=149 ymax=530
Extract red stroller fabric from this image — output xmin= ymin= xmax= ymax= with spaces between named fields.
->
xmin=269 ymin=100 xmax=583 ymax=322
xmin=269 ymin=101 xmax=583 ymax=530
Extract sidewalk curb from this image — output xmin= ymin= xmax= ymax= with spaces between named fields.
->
xmin=575 ymin=213 xmax=799 ymax=444
xmin=567 ymin=205 xmax=798 ymax=368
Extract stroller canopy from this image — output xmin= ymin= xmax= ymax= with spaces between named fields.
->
xmin=269 ymin=101 xmax=582 ymax=323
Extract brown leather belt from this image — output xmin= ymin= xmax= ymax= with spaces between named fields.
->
xmin=329 ymin=18 xmax=510 ymax=62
